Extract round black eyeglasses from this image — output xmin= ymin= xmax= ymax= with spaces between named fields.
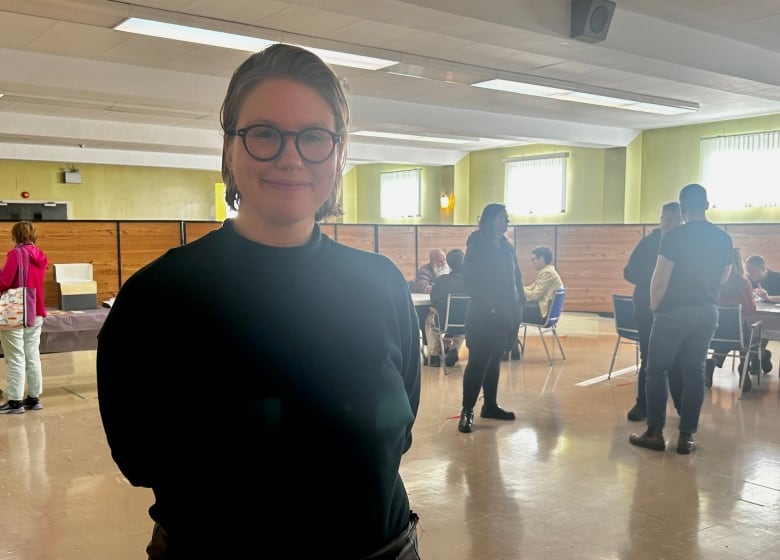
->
xmin=227 ymin=124 xmax=342 ymax=164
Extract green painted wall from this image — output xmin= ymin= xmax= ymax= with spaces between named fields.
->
xmin=354 ymin=163 xmax=450 ymax=224
xmin=624 ymin=133 xmax=643 ymax=223
xmin=639 ymin=114 xmax=780 ymax=223
xmin=466 ymin=144 xmax=616 ymax=224
xmin=341 ymin=166 xmax=357 ymax=223
xmin=0 ymin=160 xmax=220 ymax=220
xmin=453 ymin=155 xmax=470 ymax=225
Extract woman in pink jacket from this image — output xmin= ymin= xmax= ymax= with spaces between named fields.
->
xmin=0 ymin=221 xmax=48 ymax=414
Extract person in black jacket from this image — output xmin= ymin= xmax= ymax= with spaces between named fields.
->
xmin=96 ymin=44 xmax=422 ymax=560
xmin=623 ymin=201 xmax=682 ymax=421
xmin=458 ymin=203 xmax=525 ymax=433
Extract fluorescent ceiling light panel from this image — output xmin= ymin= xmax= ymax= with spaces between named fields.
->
xmin=352 ymin=130 xmax=476 ymax=145
xmin=114 ymin=18 xmax=397 ymax=71
xmin=473 ymin=79 xmax=569 ymax=97
xmin=471 ymin=77 xmax=698 ymax=114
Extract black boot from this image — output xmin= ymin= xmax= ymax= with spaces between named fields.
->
xmin=761 ymin=349 xmax=773 ymax=374
xmin=480 ymin=405 xmax=515 ymax=420
xmin=629 ymin=427 xmax=666 ymax=451
xmin=676 ymin=431 xmax=697 ymax=454
xmin=705 ymin=358 xmax=715 ymax=388
xmin=626 ymin=401 xmax=647 ymax=422
xmin=458 ymin=408 xmax=474 ymax=433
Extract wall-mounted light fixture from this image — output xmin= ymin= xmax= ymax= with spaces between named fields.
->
xmin=440 ymin=193 xmax=453 ymax=209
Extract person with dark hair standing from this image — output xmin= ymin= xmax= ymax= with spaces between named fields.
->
xmin=623 ymin=202 xmax=683 ymax=421
xmin=0 ymin=221 xmax=48 ymax=414
xmin=97 ymin=44 xmax=421 ymax=559
xmin=630 ymin=184 xmax=732 ymax=454
xmin=458 ymin=203 xmax=525 ymax=433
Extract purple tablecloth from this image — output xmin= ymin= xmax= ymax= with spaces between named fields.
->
xmin=0 ymin=307 xmax=109 ymax=355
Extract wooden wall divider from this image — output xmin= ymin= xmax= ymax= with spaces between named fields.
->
xmin=0 ymin=220 xmax=776 ymax=314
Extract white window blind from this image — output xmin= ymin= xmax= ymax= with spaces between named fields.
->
xmin=504 ymin=153 xmax=567 ymax=215
xmin=380 ymin=169 xmax=421 ymax=218
xmin=700 ymin=131 xmax=780 ymax=209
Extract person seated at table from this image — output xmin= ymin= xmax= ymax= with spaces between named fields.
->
xmin=706 ymin=248 xmax=757 ymax=390
xmin=745 ymin=254 xmax=779 ymax=374
xmin=413 ymin=248 xmax=449 ymax=357
xmin=412 ymin=248 xmax=449 ymax=294
xmin=522 ymin=246 xmax=564 ymax=325
xmin=426 ymin=249 xmax=465 ymax=368
xmin=746 ymin=254 xmax=780 ymax=303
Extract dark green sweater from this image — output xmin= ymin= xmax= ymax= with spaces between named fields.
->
xmin=97 ymin=220 xmax=421 ymax=558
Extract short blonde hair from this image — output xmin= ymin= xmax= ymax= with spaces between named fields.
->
xmin=11 ymin=221 xmax=37 ymax=245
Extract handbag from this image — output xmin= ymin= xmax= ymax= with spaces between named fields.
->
xmin=0 ymin=247 xmax=37 ymax=330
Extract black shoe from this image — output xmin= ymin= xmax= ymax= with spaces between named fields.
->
xmin=676 ymin=432 xmax=697 ymax=454
xmin=0 ymin=400 xmax=25 ymax=414
xmin=480 ymin=405 xmax=516 ymax=420
xmin=626 ymin=402 xmax=647 ymax=422
xmin=445 ymin=349 xmax=459 ymax=367
xmin=23 ymin=396 xmax=42 ymax=410
xmin=510 ymin=348 xmax=521 ymax=360
xmin=458 ymin=408 xmax=474 ymax=433
xmin=761 ymin=349 xmax=773 ymax=374
xmin=629 ymin=427 xmax=665 ymax=451
xmin=705 ymin=358 xmax=715 ymax=388
xmin=501 ymin=351 xmax=510 ymax=361
xmin=429 ymin=355 xmax=441 ymax=368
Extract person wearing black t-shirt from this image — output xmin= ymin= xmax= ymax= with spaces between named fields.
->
xmin=630 ymin=184 xmax=732 ymax=455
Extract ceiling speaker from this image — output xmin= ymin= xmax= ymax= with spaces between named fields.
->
xmin=571 ymin=0 xmax=616 ymax=43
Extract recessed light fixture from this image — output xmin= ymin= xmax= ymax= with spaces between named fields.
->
xmin=114 ymin=18 xmax=398 ymax=71
xmin=472 ymin=77 xmax=699 ymax=115
xmin=352 ymin=130 xmax=477 ymax=145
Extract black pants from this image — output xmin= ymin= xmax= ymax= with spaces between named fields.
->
xmin=146 ymin=513 xmax=422 ymax=560
xmin=462 ymin=347 xmax=503 ymax=409
xmin=636 ymin=305 xmax=683 ymax=412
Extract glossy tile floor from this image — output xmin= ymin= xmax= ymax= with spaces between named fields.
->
xmin=1 ymin=313 xmax=779 ymax=559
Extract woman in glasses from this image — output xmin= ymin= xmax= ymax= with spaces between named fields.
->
xmin=97 ymin=44 xmax=422 ymax=559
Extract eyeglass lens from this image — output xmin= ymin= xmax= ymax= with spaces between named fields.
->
xmin=242 ymin=125 xmax=337 ymax=163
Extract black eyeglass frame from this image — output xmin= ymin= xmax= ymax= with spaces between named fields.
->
xmin=227 ymin=124 xmax=342 ymax=164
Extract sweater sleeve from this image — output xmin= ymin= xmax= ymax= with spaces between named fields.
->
xmin=0 ymin=249 xmax=19 ymax=291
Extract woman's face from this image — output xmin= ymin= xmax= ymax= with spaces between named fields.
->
xmin=491 ymin=211 xmax=509 ymax=236
xmin=225 ymin=77 xmax=340 ymax=232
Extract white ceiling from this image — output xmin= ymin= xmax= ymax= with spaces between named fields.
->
xmin=2 ymin=0 xmax=780 ymax=170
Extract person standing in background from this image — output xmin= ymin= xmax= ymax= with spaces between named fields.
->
xmin=0 ymin=221 xmax=48 ymax=414
xmin=630 ymin=184 xmax=732 ymax=454
xmin=623 ymin=202 xmax=683 ymax=422
xmin=458 ymin=203 xmax=525 ymax=433
xmin=97 ymin=44 xmax=422 ymax=559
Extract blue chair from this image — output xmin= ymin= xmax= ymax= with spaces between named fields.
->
xmin=519 ymin=287 xmax=567 ymax=365
xmin=608 ymin=294 xmax=640 ymax=379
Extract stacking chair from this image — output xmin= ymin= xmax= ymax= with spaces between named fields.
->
xmin=519 ymin=287 xmax=567 ymax=365
xmin=431 ymin=293 xmax=469 ymax=374
xmin=709 ymin=304 xmax=763 ymax=396
xmin=608 ymin=294 xmax=641 ymax=379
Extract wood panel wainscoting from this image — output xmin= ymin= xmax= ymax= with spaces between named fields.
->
xmin=0 ymin=220 xmax=777 ymax=313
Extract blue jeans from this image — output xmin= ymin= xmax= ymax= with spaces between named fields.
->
xmin=646 ymin=304 xmax=718 ymax=434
